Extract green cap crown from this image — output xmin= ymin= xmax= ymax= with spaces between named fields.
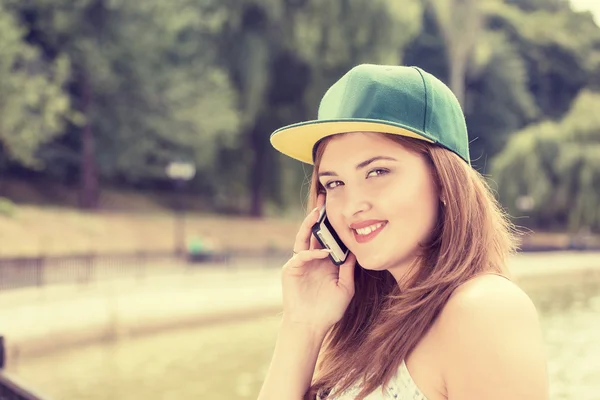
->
xmin=270 ymin=64 xmax=470 ymax=165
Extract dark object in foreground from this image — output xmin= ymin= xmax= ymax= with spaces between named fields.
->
xmin=0 ymin=337 xmax=49 ymax=400
xmin=0 ymin=337 xmax=4 ymax=370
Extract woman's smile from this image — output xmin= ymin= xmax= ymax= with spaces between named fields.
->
xmin=351 ymin=221 xmax=388 ymax=244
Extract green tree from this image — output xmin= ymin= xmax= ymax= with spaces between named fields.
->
xmin=465 ymin=28 xmax=538 ymax=168
xmin=410 ymin=0 xmax=600 ymax=170
xmin=7 ymin=0 xmax=239 ymax=208
xmin=0 ymin=4 xmax=71 ymax=169
xmin=488 ymin=1 xmax=600 ymax=118
xmin=218 ymin=0 xmax=423 ymax=216
xmin=407 ymin=1 xmax=538 ymax=169
xmin=426 ymin=0 xmax=486 ymax=107
xmin=491 ymin=90 xmax=600 ymax=232
xmin=295 ymin=0 xmax=422 ymax=110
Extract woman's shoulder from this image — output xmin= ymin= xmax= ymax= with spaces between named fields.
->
xmin=445 ymin=273 xmax=534 ymax=315
xmin=431 ymin=274 xmax=548 ymax=398
xmin=437 ymin=273 xmax=540 ymax=340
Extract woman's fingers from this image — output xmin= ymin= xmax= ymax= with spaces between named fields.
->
xmin=337 ymin=253 xmax=356 ymax=294
xmin=293 ymin=207 xmax=321 ymax=253
xmin=293 ymin=194 xmax=327 ymax=253
xmin=309 ymin=194 xmax=327 ymax=250
xmin=288 ymin=249 xmax=332 ymax=268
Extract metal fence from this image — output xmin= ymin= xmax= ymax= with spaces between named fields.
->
xmin=0 ymin=249 xmax=289 ymax=291
xmin=4 ymin=242 xmax=600 ymax=292
xmin=0 ymin=251 xmax=181 ymax=291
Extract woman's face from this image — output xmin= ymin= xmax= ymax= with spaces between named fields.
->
xmin=317 ymin=132 xmax=440 ymax=282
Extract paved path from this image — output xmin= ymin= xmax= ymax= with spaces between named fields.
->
xmin=0 ymin=265 xmax=282 ymax=358
xmin=1 ymin=252 xmax=599 ymax=360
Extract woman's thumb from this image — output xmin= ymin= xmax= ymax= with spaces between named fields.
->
xmin=337 ymin=253 xmax=356 ymax=293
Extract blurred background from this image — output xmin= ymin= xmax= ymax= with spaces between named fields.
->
xmin=0 ymin=0 xmax=599 ymax=399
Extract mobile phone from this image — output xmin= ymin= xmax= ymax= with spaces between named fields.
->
xmin=311 ymin=206 xmax=349 ymax=265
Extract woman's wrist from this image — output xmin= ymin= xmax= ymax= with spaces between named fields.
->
xmin=281 ymin=315 xmax=332 ymax=339
xmin=257 ymin=315 xmax=330 ymax=400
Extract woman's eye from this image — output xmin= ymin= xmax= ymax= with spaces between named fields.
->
xmin=367 ymin=168 xmax=389 ymax=178
xmin=324 ymin=180 xmax=343 ymax=190
xmin=321 ymin=170 xmax=388 ymax=190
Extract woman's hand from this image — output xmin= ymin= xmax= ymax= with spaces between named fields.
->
xmin=280 ymin=194 xmax=356 ymax=333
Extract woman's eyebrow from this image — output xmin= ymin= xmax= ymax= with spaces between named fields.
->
xmin=318 ymin=156 xmax=398 ymax=177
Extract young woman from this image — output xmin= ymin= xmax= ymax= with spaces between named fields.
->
xmin=258 ymin=64 xmax=548 ymax=400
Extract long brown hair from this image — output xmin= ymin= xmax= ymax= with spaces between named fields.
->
xmin=304 ymin=134 xmax=517 ymax=400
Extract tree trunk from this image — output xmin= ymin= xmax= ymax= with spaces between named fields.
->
xmin=79 ymin=71 xmax=99 ymax=209
xmin=449 ymin=54 xmax=467 ymax=108
xmin=249 ymin=123 xmax=264 ymax=217
xmin=431 ymin=0 xmax=481 ymax=108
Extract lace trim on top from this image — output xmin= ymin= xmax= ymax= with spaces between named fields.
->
xmin=316 ymin=360 xmax=428 ymax=400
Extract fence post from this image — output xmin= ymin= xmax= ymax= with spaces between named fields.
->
xmin=86 ymin=253 xmax=96 ymax=284
xmin=34 ymin=257 xmax=44 ymax=287
xmin=0 ymin=335 xmax=5 ymax=370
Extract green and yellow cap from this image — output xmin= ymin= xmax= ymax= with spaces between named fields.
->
xmin=270 ymin=64 xmax=470 ymax=165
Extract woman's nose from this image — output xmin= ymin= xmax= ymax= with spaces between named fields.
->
xmin=341 ymin=188 xmax=372 ymax=220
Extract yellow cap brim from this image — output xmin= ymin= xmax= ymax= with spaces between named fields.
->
xmin=270 ymin=119 xmax=435 ymax=165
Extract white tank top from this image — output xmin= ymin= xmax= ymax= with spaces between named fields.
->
xmin=317 ymin=360 xmax=428 ymax=400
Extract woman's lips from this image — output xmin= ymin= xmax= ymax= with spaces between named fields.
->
xmin=352 ymin=222 xmax=387 ymax=244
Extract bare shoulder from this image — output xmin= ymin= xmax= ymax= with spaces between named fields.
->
xmin=435 ymin=274 xmax=549 ymax=399
xmin=438 ymin=273 xmax=541 ymax=341
xmin=443 ymin=274 xmax=537 ymax=320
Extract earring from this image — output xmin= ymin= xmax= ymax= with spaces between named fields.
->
xmin=441 ymin=198 xmax=447 ymax=207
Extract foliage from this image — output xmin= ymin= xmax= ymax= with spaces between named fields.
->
xmin=0 ymin=3 xmax=71 ymax=168
xmin=0 ymin=0 xmax=598 ymax=232
xmin=487 ymin=1 xmax=600 ymax=118
xmin=213 ymin=0 xmax=423 ymax=215
xmin=0 ymin=196 xmax=16 ymax=217
xmin=466 ymin=28 xmax=539 ymax=167
xmin=426 ymin=0 xmax=485 ymax=106
xmin=491 ymin=90 xmax=600 ymax=232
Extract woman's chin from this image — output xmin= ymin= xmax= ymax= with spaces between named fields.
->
xmin=356 ymin=254 xmax=390 ymax=272
xmin=355 ymin=251 xmax=414 ymax=275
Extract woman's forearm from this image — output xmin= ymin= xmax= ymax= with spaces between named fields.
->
xmin=257 ymin=317 xmax=329 ymax=400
